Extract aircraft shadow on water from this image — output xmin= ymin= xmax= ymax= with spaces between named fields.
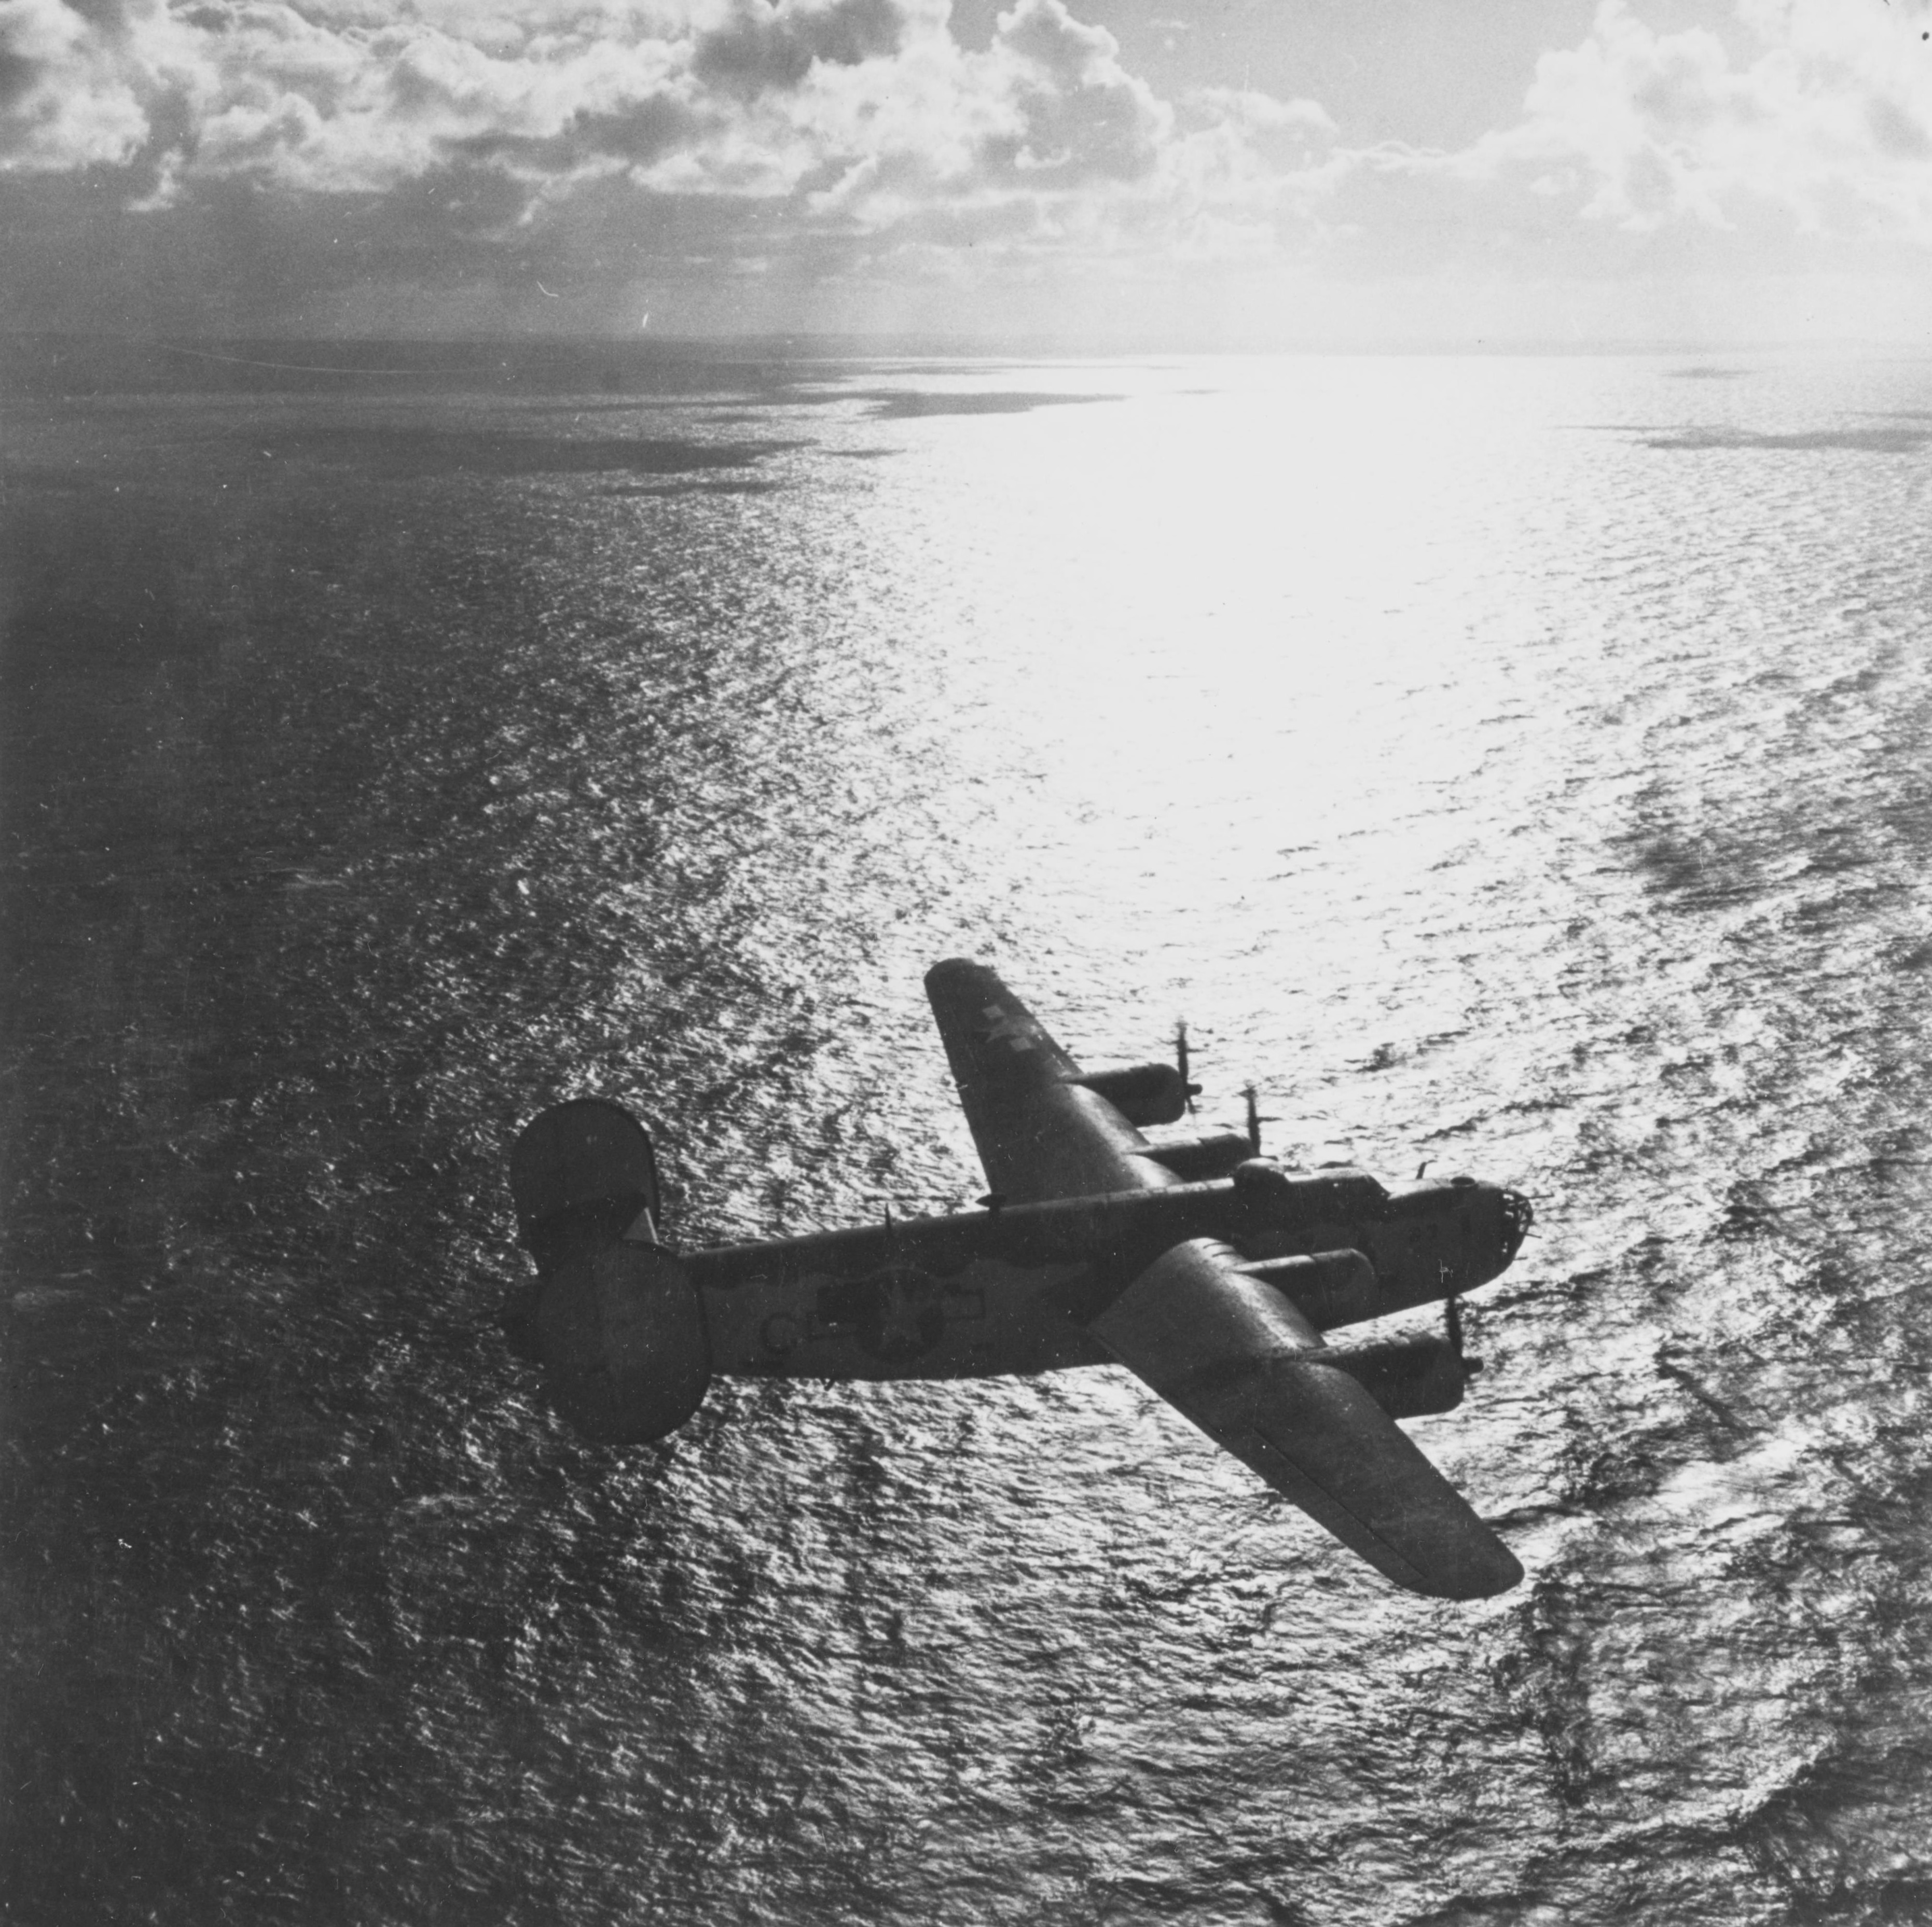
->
xmin=502 ymin=961 xmax=1534 ymax=1600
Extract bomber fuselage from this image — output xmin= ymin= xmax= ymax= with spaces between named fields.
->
xmin=689 ymin=1159 xmax=1531 ymax=1380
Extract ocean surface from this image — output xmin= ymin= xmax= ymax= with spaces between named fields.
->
xmin=4 ymin=341 xmax=1932 ymax=1925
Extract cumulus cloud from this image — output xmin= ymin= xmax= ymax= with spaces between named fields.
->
xmin=0 ymin=0 xmax=178 ymax=172
xmin=0 ymin=0 xmax=1327 ymax=242
xmin=693 ymin=0 xmax=908 ymax=96
xmin=1441 ymin=0 xmax=1932 ymax=242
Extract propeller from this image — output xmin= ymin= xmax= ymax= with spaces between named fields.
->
xmin=1174 ymin=1021 xmax=1202 ymax=1115
xmin=1444 ymin=1290 xmax=1483 ymax=1377
xmin=1241 ymin=1084 xmax=1281 ymax=1156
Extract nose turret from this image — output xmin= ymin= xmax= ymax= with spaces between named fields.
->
xmin=1499 ymin=1188 xmax=1535 ymax=1270
xmin=1428 ymin=1178 xmax=1535 ymax=1289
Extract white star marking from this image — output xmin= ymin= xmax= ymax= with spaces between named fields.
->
xmin=981 ymin=1003 xmax=1039 ymax=1052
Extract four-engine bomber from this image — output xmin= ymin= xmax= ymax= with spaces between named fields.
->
xmin=502 ymin=959 xmax=1534 ymax=1600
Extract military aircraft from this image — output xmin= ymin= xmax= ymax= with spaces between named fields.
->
xmin=503 ymin=960 xmax=1533 ymax=1600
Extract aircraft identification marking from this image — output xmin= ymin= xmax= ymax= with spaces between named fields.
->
xmin=980 ymin=1003 xmax=1040 ymax=1053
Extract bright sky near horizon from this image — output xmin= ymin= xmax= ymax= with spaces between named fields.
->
xmin=4 ymin=0 xmax=1931 ymax=345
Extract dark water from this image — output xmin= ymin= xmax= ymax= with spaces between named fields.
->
xmin=5 ymin=345 xmax=1932 ymax=1924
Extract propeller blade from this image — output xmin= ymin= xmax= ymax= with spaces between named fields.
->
xmin=1175 ymin=1021 xmax=1200 ymax=1114
xmin=1245 ymin=1083 xmax=1261 ymax=1155
xmin=1444 ymin=1293 xmax=1483 ymax=1376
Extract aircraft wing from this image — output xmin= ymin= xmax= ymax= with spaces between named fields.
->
xmin=924 ymin=958 xmax=1165 ymax=1204
xmin=1090 ymin=1237 xmax=1523 ymax=1600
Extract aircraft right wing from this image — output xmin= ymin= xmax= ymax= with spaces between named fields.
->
xmin=924 ymin=957 xmax=1205 ymax=1205
xmin=924 ymin=958 xmax=1141 ymax=1203
xmin=1091 ymin=1237 xmax=1522 ymax=1600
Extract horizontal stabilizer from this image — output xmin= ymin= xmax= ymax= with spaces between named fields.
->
xmin=1091 ymin=1239 xmax=1521 ymax=1600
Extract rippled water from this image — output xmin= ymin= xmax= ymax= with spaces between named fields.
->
xmin=5 ymin=346 xmax=1932 ymax=1924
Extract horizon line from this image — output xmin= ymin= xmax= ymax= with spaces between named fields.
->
xmin=5 ymin=329 xmax=1929 ymax=361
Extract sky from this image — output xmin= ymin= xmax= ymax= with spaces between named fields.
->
xmin=4 ymin=0 xmax=1932 ymax=346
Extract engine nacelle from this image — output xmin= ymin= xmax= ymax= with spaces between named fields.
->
xmin=1064 ymin=1062 xmax=1190 ymax=1127
xmin=1316 ymin=1334 xmax=1468 ymax=1420
xmin=1238 ymin=1247 xmax=1379 ymax=1326
xmin=1135 ymin=1131 xmax=1256 ymax=1182
xmin=508 ymin=1099 xmax=712 ymax=1444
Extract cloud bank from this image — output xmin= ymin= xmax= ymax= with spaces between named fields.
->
xmin=3 ymin=0 xmax=1930 ymax=339
xmin=0 ymin=1 xmax=1329 ymax=235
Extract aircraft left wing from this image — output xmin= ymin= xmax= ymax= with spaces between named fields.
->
xmin=1091 ymin=1237 xmax=1522 ymax=1600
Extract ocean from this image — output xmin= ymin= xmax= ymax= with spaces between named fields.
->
xmin=4 ymin=341 xmax=1931 ymax=1925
